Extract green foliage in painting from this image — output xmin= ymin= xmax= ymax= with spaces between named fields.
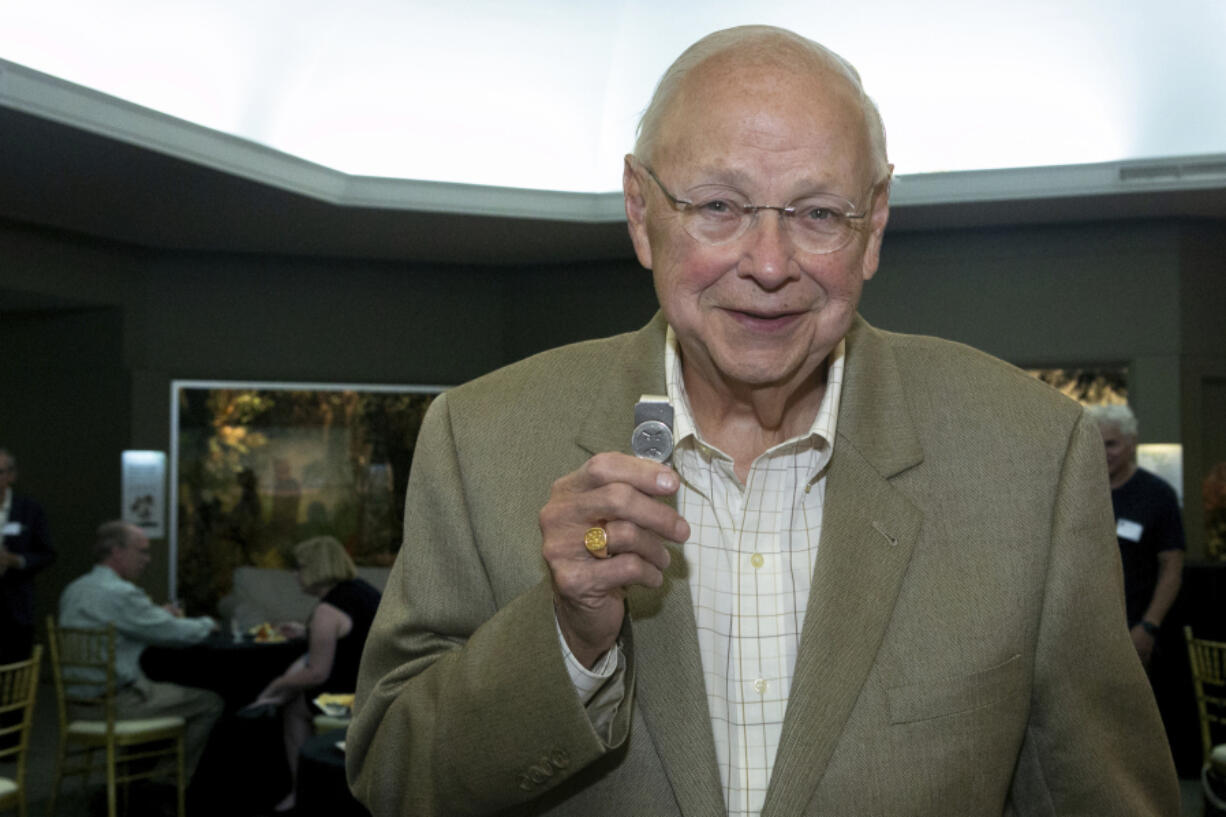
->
xmin=176 ymin=386 xmax=437 ymax=616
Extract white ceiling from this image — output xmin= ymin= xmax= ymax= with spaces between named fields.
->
xmin=3 ymin=0 xmax=1225 ymax=193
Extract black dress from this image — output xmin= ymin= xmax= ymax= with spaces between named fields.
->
xmin=311 ymin=577 xmax=382 ymax=696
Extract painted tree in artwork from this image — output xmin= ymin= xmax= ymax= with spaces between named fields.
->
xmin=176 ymin=387 xmax=436 ymax=616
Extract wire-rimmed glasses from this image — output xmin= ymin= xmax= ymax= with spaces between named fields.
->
xmin=640 ymin=163 xmax=885 ymax=255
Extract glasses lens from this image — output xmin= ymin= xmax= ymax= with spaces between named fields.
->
xmin=678 ymin=187 xmax=751 ymax=245
xmin=681 ymin=196 xmax=860 ymax=254
xmin=786 ymin=196 xmax=859 ymax=253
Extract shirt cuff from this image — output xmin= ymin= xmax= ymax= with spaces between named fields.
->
xmin=555 ymin=618 xmax=626 ymax=742
xmin=555 ymin=617 xmax=621 ymax=704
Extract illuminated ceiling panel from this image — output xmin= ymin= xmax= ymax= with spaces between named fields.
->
xmin=2 ymin=0 xmax=1224 ymax=194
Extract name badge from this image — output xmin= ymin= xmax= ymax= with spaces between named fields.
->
xmin=1116 ymin=518 xmax=1143 ymax=542
xmin=2 ymin=521 xmax=22 ymax=536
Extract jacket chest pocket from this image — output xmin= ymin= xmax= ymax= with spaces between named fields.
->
xmin=886 ymin=654 xmax=1025 ymax=725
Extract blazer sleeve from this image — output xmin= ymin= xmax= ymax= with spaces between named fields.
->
xmin=346 ymin=394 xmax=635 ymax=817
xmin=11 ymin=497 xmax=55 ymax=573
xmin=1008 ymin=411 xmax=1180 ymax=814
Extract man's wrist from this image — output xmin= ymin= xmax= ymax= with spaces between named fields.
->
xmin=1139 ymin=620 xmax=1160 ymax=638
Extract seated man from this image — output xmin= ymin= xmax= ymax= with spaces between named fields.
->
xmin=58 ymin=520 xmax=223 ymax=780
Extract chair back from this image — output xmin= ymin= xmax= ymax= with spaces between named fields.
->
xmin=45 ymin=617 xmax=119 ymax=738
xmin=1185 ymin=625 xmax=1226 ymax=765
xmin=0 ymin=644 xmax=42 ymax=764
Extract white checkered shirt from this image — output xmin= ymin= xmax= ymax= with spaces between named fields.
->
xmin=665 ymin=327 xmax=844 ymax=816
xmin=559 ymin=329 xmax=845 ymax=815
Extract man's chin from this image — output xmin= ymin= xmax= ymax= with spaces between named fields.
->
xmin=708 ymin=351 xmax=825 ymax=392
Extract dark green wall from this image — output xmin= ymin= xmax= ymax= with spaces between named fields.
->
xmin=862 ymin=222 xmax=1187 ymax=441
xmin=0 ymin=307 xmax=129 ymax=634
xmin=2 ymin=214 xmax=1224 ymax=621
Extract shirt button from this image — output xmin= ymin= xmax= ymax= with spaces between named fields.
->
xmin=753 ymin=678 xmax=768 ymax=695
xmin=750 ymin=553 xmax=765 ymax=569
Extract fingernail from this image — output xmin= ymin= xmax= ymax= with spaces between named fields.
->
xmin=657 ymin=472 xmax=678 ymax=491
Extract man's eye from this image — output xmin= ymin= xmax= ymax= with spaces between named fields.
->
xmin=799 ymin=206 xmax=837 ymax=221
xmin=691 ymin=198 xmax=745 ymax=220
xmin=698 ymin=199 xmax=733 ymax=213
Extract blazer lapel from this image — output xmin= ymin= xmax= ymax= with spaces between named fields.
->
xmin=575 ymin=312 xmax=670 ymax=458
xmin=764 ymin=317 xmax=925 ymax=815
xmin=628 ymin=566 xmax=726 ymax=816
xmin=576 ymin=313 xmax=725 ymax=816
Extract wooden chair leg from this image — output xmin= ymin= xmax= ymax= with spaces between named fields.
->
xmin=45 ymin=742 xmax=67 ymax=817
xmin=106 ymin=743 xmax=118 ymax=817
xmin=177 ymin=733 xmax=187 ymax=817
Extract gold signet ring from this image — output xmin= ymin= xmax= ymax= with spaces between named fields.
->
xmin=584 ymin=526 xmax=610 ymax=558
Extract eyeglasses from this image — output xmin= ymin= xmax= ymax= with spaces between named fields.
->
xmin=641 ymin=164 xmax=884 ymax=255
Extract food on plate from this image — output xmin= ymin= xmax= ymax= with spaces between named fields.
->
xmin=247 ymin=622 xmax=287 ymax=643
xmin=313 ymin=693 xmax=355 ymax=717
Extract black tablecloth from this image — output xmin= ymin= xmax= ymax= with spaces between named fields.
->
xmin=142 ymin=631 xmax=304 ymax=712
xmin=142 ymin=632 xmax=306 ymax=814
xmin=297 ymin=729 xmax=369 ymax=817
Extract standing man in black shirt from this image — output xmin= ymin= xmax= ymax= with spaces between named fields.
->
xmin=1087 ymin=405 xmax=1185 ymax=669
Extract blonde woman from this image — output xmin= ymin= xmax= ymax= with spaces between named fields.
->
xmin=248 ymin=535 xmax=381 ymax=812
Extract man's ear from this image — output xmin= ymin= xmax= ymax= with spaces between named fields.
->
xmin=860 ymin=168 xmax=892 ymax=281
xmin=623 ymin=155 xmax=653 ymax=270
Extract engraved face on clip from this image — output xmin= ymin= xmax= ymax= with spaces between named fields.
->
xmin=631 ymin=420 xmax=674 ymax=463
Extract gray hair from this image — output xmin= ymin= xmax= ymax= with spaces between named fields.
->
xmin=94 ymin=520 xmax=139 ymax=562
xmin=1085 ymin=403 xmax=1138 ymax=437
xmin=634 ymin=25 xmax=889 ymax=181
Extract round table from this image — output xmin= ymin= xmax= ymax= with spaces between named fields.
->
xmin=141 ymin=631 xmax=304 ymax=712
xmin=141 ymin=633 xmax=305 ymax=814
xmin=296 ymin=728 xmax=369 ymax=817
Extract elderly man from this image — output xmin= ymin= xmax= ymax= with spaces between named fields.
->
xmin=1087 ymin=404 xmax=1185 ymax=668
xmin=0 ymin=447 xmax=55 ymax=665
xmin=348 ymin=25 xmax=1179 ymax=816
xmin=59 ymin=520 xmax=222 ymax=779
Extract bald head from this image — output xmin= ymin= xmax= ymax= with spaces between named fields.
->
xmin=634 ymin=25 xmax=888 ymax=182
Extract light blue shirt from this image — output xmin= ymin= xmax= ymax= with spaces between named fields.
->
xmin=58 ymin=564 xmax=214 ymax=687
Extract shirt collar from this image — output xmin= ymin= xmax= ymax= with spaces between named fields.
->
xmin=663 ymin=325 xmax=845 ymax=454
xmin=92 ymin=563 xmax=124 ymax=582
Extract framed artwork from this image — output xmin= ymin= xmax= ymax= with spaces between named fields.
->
xmin=1025 ymin=366 xmax=1128 ymax=406
xmin=169 ymin=380 xmax=443 ymax=615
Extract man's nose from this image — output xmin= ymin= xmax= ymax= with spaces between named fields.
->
xmin=740 ymin=210 xmax=796 ymax=286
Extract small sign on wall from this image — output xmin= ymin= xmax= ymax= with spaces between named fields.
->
xmin=122 ymin=450 xmax=166 ymax=538
xmin=1137 ymin=443 xmax=1183 ymax=506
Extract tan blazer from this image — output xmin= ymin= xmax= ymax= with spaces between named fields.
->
xmin=348 ymin=314 xmax=1179 ymax=816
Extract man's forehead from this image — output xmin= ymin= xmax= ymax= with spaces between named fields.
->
xmin=652 ymin=60 xmax=870 ymax=177
xmin=673 ymin=59 xmax=857 ymax=119
xmin=124 ymin=528 xmax=150 ymax=548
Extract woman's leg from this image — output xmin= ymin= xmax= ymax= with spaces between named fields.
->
xmin=275 ymin=693 xmax=314 ymax=811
